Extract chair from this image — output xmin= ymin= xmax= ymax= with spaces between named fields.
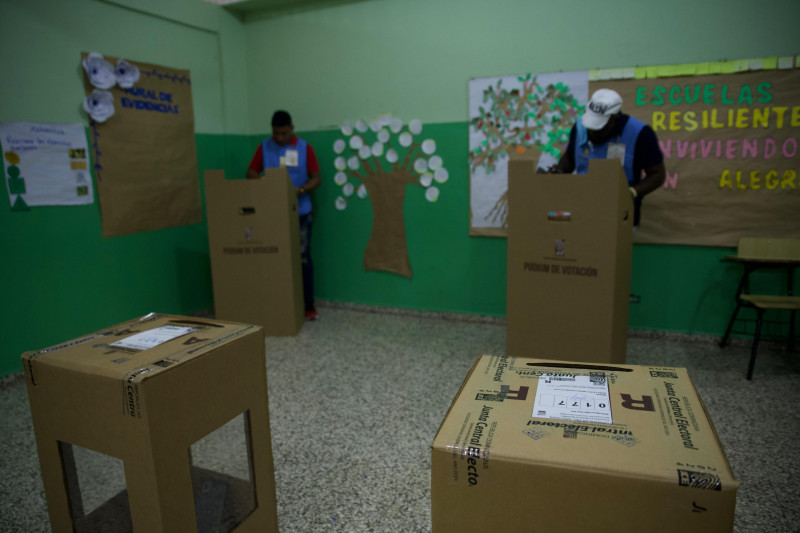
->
xmin=719 ymin=237 xmax=800 ymax=380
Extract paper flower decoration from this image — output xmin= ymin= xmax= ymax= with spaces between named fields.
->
xmin=83 ymin=89 xmax=115 ymax=123
xmin=82 ymin=53 xmax=116 ymax=89
xmin=115 ymin=59 xmax=140 ymax=88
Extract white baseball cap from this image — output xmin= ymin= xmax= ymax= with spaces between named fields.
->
xmin=581 ymin=89 xmax=623 ymax=130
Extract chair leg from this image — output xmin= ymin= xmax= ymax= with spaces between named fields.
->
xmin=789 ymin=309 xmax=796 ymax=353
xmin=720 ymin=301 xmax=743 ymax=348
xmin=747 ymin=309 xmax=764 ymax=380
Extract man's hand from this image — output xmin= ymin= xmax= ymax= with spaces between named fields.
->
xmin=548 ymin=154 xmax=574 ymax=174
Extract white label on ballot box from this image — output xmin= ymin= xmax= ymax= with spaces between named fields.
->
xmin=111 ymin=326 xmax=197 ymax=351
xmin=532 ymin=374 xmax=613 ymax=424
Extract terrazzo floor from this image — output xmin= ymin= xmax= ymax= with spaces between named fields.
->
xmin=1 ymin=304 xmax=799 ymax=532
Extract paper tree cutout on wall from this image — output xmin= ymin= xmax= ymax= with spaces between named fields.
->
xmin=469 ymin=74 xmax=582 ymax=227
xmin=332 ymin=114 xmax=449 ymax=278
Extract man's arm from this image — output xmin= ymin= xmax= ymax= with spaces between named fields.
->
xmin=298 ymin=170 xmax=321 ymax=195
xmin=548 ymin=152 xmax=575 ymax=174
xmin=298 ymin=143 xmax=321 ymax=195
xmin=633 ymin=161 xmax=666 ymax=198
xmin=631 ymin=125 xmax=664 ymax=197
xmin=246 ymin=144 xmax=263 ymax=179
xmin=548 ymin=125 xmax=576 ymax=173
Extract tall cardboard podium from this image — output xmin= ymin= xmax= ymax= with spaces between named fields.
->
xmin=205 ymin=170 xmax=304 ymax=336
xmin=506 ymin=158 xmax=634 ymax=363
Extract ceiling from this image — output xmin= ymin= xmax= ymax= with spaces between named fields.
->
xmin=203 ymin=0 xmax=368 ymax=19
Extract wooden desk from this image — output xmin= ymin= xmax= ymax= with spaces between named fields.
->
xmin=721 ymin=255 xmax=799 ymax=297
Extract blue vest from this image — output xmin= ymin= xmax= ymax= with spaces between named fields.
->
xmin=262 ymin=137 xmax=312 ymax=215
xmin=574 ymin=115 xmax=647 ymax=187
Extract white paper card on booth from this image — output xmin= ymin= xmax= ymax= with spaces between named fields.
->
xmin=111 ymin=326 xmax=197 ymax=351
xmin=532 ymin=374 xmax=613 ymax=424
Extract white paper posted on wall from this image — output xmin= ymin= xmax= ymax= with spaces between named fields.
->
xmin=0 ymin=121 xmax=93 ymax=208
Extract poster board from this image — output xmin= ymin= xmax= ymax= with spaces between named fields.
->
xmin=81 ymin=53 xmax=200 ymax=238
xmin=468 ymin=56 xmax=800 ymax=246
xmin=598 ymin=65 xmax=800 ymax=246
xmin=1 ymin=122 xmax=93 ymax=210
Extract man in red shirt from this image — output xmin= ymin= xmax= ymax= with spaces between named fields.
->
xmin=247 ymin=110 xmax=321 ymax=320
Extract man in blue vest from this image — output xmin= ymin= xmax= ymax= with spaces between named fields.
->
xmin=549 ymin=89 xmax=665 ymax=226
xmin=247 ymin=110 xmax=322 ymax=320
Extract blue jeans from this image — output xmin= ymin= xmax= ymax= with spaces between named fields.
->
xmin=299 ymin=213 xmax=314 ymax=308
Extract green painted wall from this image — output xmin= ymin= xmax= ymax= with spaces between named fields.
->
xmin=0 ymin=0 xmax=250 ymax=376
xmin=242 ymin=0 xmax=800 ymax=130
xmin=304 ymin=123 xmax=509 ymax=315
xmin=2 ymin=0 xmax=798 ymax=376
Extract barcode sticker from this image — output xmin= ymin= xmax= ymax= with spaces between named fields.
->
xmin=111 ymin=326 xmax=197 ymax=351
xmin=532 ymin=374 xmax=612 ymax=424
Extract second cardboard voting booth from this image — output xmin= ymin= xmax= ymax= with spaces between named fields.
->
xmin=507 ymin=158 xmax=634 ymax=363
xmin=23 ymin=314 xmax=279 ymax=533
xmin=205 ymin=170 xmax=304 ymax=336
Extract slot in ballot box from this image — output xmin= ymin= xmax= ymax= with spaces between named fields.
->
xmin=205 ymin=169 xmax=304 ymax=336
xmin=506 ymin=158 xmax=634 ymax=363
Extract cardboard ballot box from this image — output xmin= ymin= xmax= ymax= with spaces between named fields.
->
xmin=22 ymin=314 xmax=278 ymax=533
xmin=431 ymin=355 xmax=738 ymax=533
xmin=507 ymin=158 xmax=634 ymax=363
xmin=205 ymin=169 xmax=304 ymax=336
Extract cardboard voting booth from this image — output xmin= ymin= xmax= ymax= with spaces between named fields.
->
xmin=431 ymin=355 xmax=738 ymax=533
xmin=205 ymin=169 xmax=304 ymax=336
xmin=22 ymin=314 xmax=278 ymax=533
xmin=507 ymin=158 xmax=634 ymax=363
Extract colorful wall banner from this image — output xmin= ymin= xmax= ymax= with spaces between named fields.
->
xmin=600 ymin=67 xmax=800 ymax=246
xmin=81 ymin=53 xmax=200 ymax=238
xmin=468 ymin=57 xmax=800 ymax=246
xmin=0 ymin=122 xmax=93 ymax=210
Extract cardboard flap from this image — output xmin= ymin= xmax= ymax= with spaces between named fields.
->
xmin=203 ymin=169 xmax=226 ymax=194
xmin=204 ymin=168 xmax=297 ymax=220
xmin=433 ymin=355 xmax=738 ymax=486
xmin=509 ymin=158 xmax=632 ymax=225
xmin=22 ymin=314 xmax=260 ymax=385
